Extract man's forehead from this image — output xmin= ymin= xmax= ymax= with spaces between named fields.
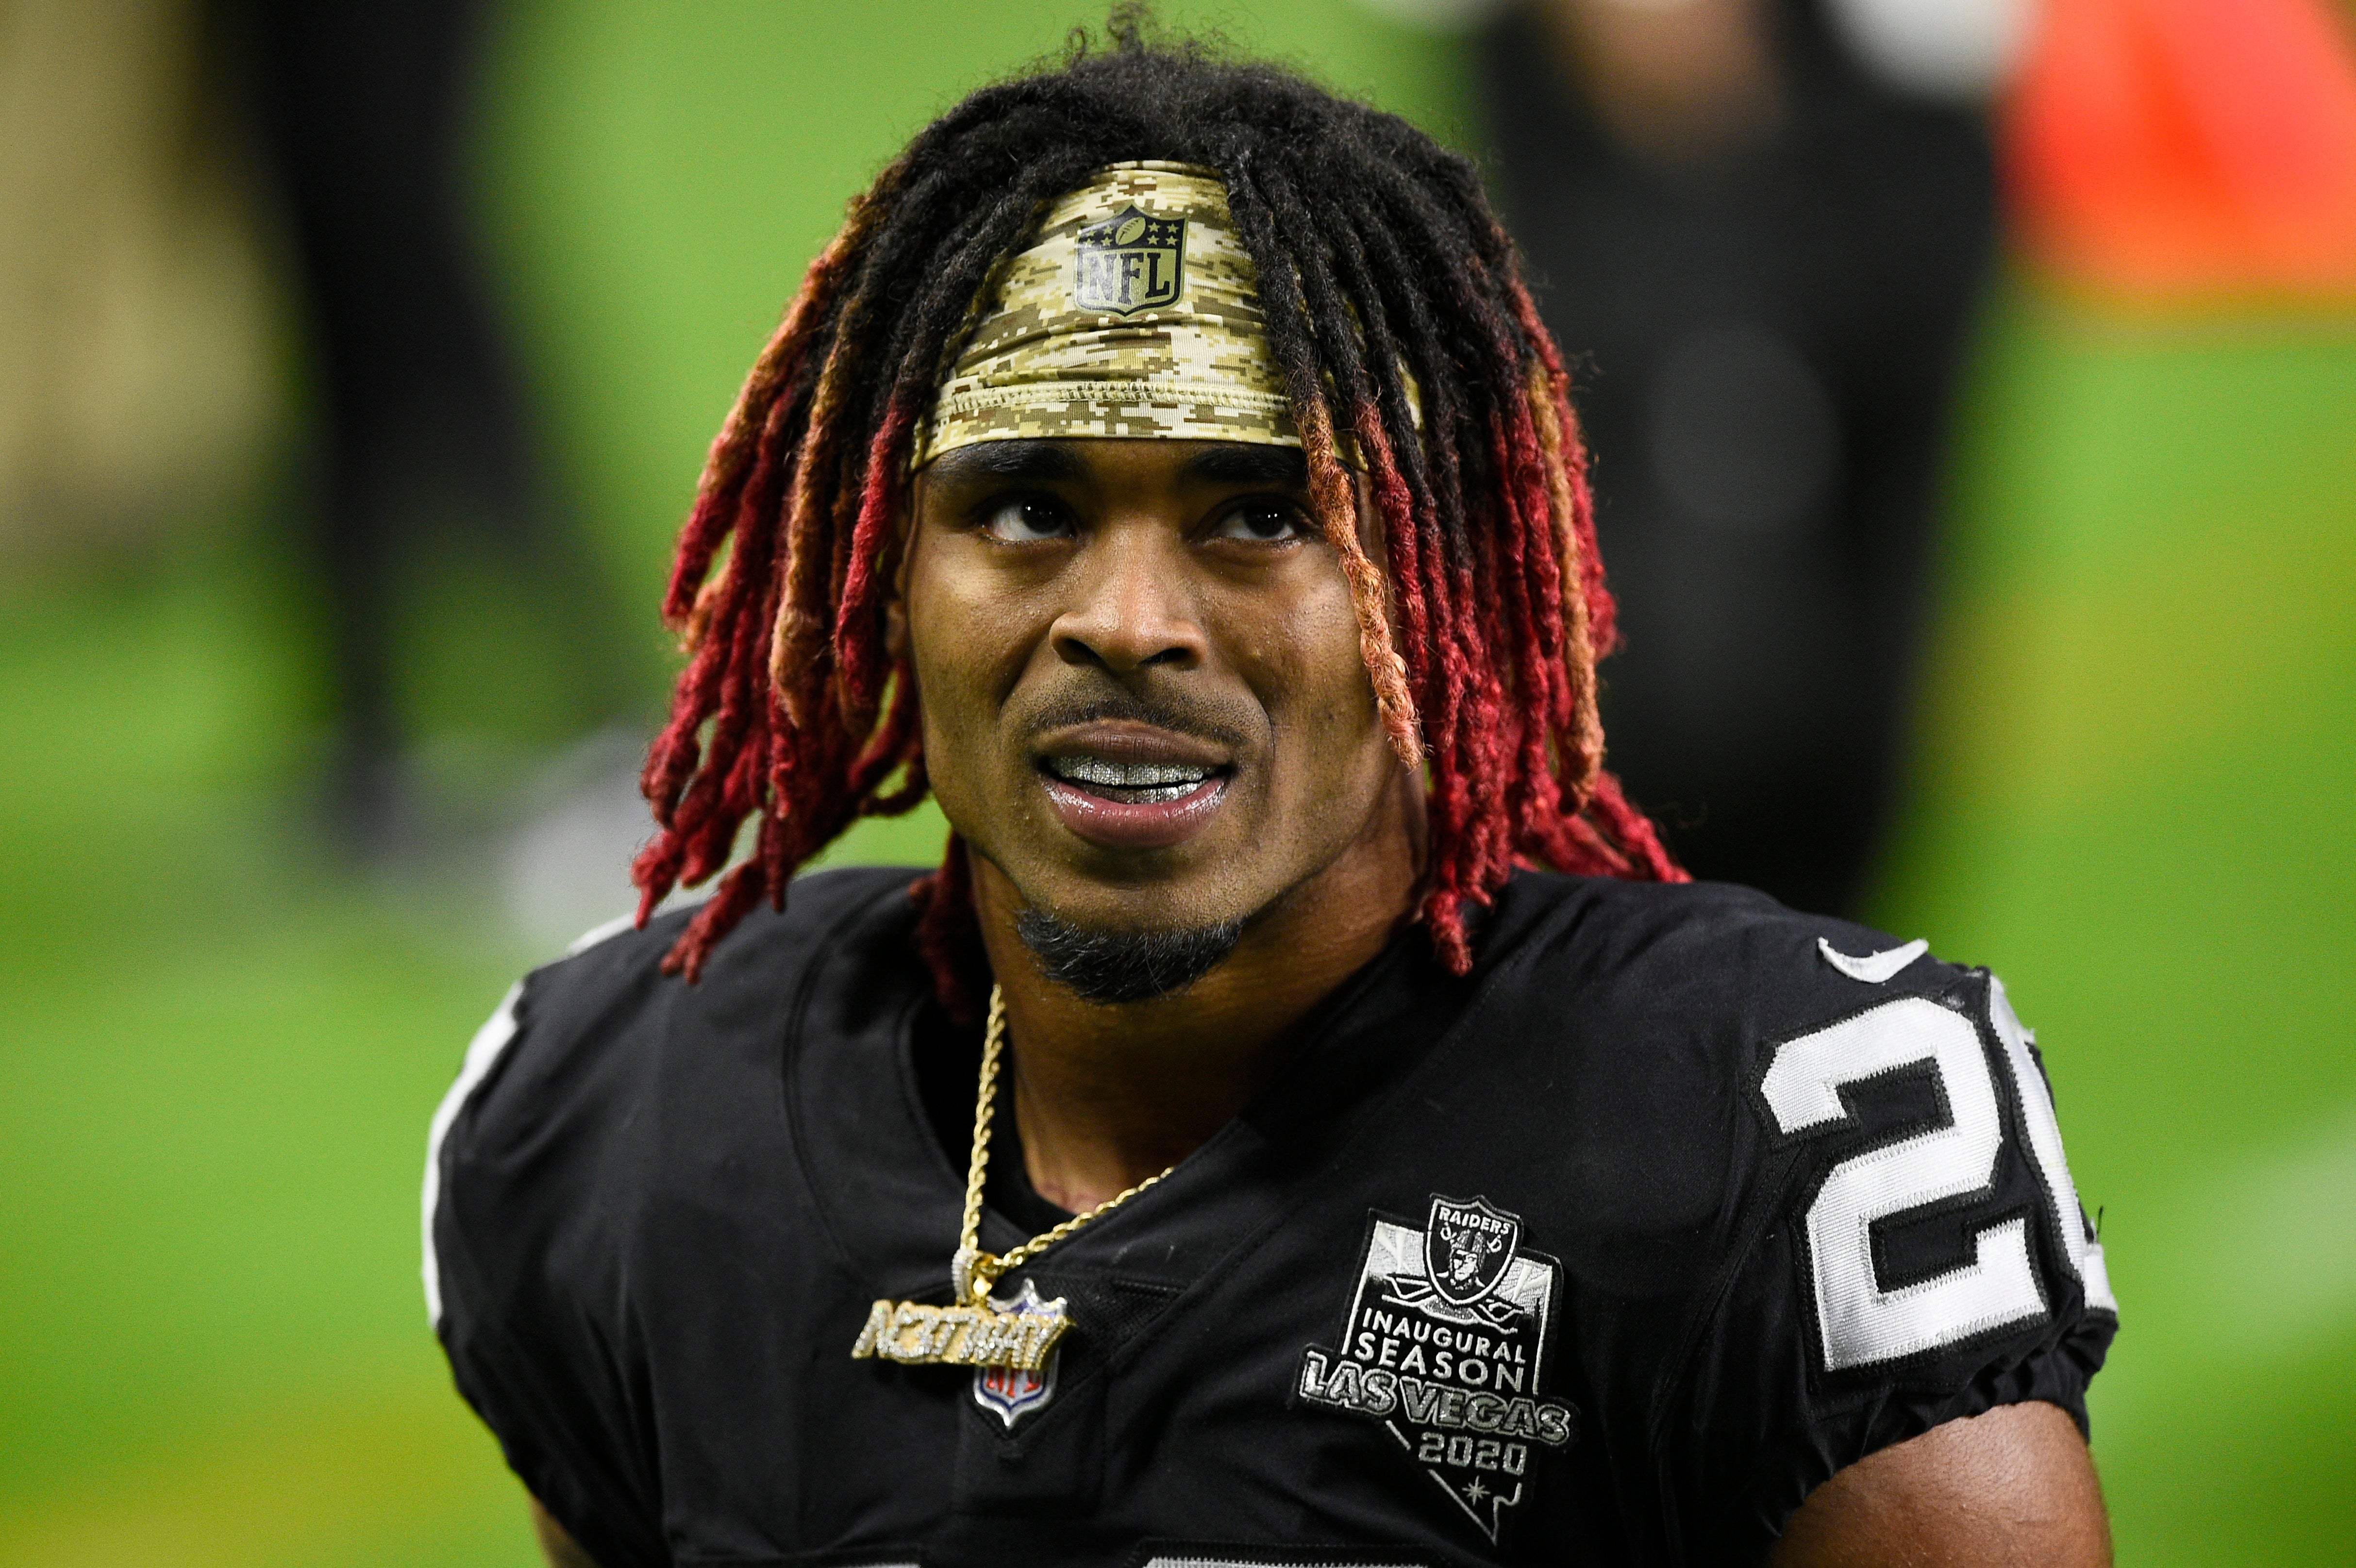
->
xmin=922 ymin=438 xmax=1309 ymax=489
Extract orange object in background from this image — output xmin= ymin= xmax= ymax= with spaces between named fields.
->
xmin=2005 ymin=0 xmax=2356 ymax=298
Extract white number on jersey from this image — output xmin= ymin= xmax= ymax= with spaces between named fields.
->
xmin=1759 ymin=994 xmax=2059 ymax=1371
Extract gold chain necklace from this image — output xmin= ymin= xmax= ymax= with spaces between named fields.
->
xmin=850 ymin=984 xmax=1174 ymax=1370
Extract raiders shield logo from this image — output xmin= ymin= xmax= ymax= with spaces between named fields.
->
xmin=1074 ymin=204 xmax=1186 ymax=316
xmin=1295 ymin=1195 xmax=1577 ymax=1543
xmin=1427 ymin=1195 xmax=1520 ymax=1308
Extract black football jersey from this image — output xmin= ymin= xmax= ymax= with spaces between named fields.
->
xmin=425 ymin=867 xmax=2115 ymax=1568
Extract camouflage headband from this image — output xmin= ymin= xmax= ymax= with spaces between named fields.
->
xmin=912 ymin=162 xmax=1299 ymax=468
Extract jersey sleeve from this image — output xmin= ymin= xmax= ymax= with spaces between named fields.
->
xmin=424 ymin=955 xmax=675 ymax=1568
xmin=1653 ymin=961 xmax=2117 ymax=1563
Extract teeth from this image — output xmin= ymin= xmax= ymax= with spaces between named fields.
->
xmin=1049 ymin=756 xmax=1213 ymax=789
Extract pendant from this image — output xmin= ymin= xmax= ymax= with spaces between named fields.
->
xmin=850 ymin=1277 xmax=1071 ymax=1371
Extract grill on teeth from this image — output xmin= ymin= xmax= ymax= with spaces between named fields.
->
xmin=1049 ymin=757 xmax=1213 ymax=789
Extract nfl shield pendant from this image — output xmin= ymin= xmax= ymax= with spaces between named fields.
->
xmin=972 ymin=1279 xmax=1065 ymax=1426
xmin=850 ymin=1276 xmax=1072 ymax=1371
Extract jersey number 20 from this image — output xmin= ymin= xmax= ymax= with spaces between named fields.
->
xmin=1758 ymin=987 xmax=2113 ymax=1372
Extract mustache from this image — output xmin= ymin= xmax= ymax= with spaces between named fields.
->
xmin=1016 ymin=684 xmax=1258 ymax=754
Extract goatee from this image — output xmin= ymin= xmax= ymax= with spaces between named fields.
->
xmin=1014 ymin=908 xmax=1247 ymax=1004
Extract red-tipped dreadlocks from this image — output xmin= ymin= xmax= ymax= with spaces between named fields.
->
xmin=632 ymin=22 xmax=1683 ymax=988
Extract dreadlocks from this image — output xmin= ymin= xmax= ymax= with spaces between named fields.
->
xmin=632 ymin=17 xmax=1684 ymax=990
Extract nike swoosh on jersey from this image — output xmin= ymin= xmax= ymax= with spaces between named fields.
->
xmin=1817 ymin=936 xmax=1929 ymax=984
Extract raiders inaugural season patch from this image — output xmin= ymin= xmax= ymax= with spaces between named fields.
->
xmin=1297 ymin=1196 xmax=1577 ymax=1541
xmin=1075 ymin=205 xmax=1186 ymax=316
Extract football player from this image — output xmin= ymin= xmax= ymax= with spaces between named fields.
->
xmin=426 ymin=24 xmax=2116 ymax=1568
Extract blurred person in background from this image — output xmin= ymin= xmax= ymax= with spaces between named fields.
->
xmin=214 ymin=0 xmax=633 ymax=857
xmin=0 ymin=0 xmax=276 ymax=570
xmin=1480 ymin=0 xmax=2015 ymax=917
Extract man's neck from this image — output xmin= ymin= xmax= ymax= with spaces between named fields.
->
xmin=970 ymin=770 xmax=1424 ymax=1214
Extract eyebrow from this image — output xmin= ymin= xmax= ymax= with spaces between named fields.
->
xmin=924 ymin=440 xmax=1089 ymax=485
xmin=1180 ymin=444 xmax=1309 ymax=488
xmin=921 ymin=438 xmax=1311 ymax=490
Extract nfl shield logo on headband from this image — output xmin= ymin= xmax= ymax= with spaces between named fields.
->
xmin=1075 ymin=205 xmax=1186 ymax=316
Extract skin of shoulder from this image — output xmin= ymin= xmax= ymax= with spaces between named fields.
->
xmin=1774 ymin=1401 xmax=2112 ymax=1566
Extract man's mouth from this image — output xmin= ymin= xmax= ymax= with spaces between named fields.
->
xmin=1040 ymin=755 xmax=1228 ymax=804
xmin=1031 ymin=726 xmax=1237 ymax=850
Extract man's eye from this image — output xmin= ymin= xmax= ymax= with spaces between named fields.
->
xmin=981 ymin=499 xmax=1074 ymax=542
xmin=1212 ymin=500 xmax=1309 ymax=544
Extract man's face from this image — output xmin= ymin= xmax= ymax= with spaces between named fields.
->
xmin=898 ymin=437 xmax=1402 ymax=950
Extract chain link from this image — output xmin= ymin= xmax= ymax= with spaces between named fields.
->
xmin=955 ymin=984 xmax=1174 ymax=1301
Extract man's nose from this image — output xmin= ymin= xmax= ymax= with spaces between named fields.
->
xmin=1048 ymin=524 xmax=1205 ymax=676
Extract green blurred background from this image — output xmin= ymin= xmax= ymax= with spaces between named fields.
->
xmin=0 ymin=2 xmax=2349 ymax=1563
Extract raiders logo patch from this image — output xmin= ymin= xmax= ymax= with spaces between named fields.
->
xmin=1296 ymin=1196 xmax=1577 ymax=1542
xmin=1075 ymin=204 xmax=1186 ymax=316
